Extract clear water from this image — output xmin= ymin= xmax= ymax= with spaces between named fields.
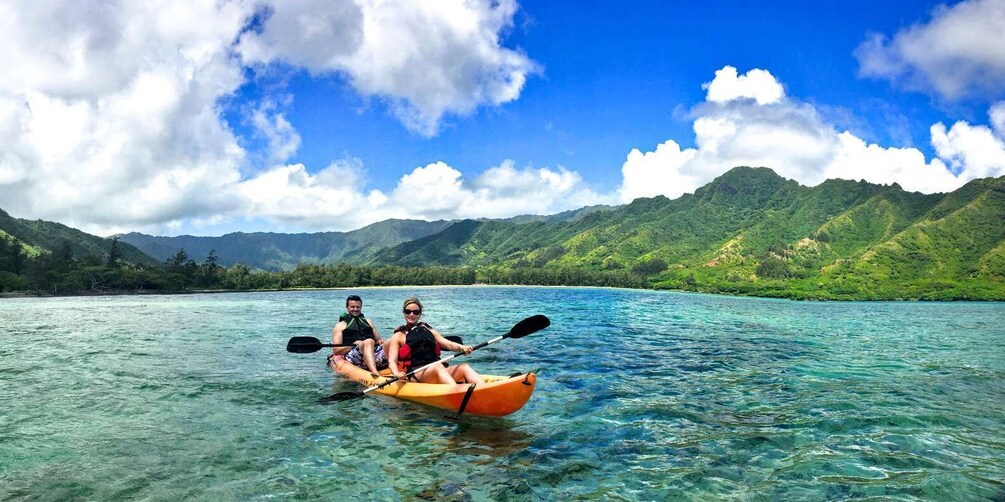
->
xmin=1 ymin=287 xmax=1003 ymax=500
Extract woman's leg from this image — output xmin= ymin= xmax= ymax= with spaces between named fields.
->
xmin=414 ymin=362 xmax=456 ymax=384
xmin=447 ymin=363 xmax=485 ymax=385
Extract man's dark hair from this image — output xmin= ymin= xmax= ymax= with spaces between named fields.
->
xmin=346 ymin=295 xmax=362 ymax=306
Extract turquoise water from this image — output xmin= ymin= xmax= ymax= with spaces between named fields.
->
xmin=1 ymin=287 xmax=1004 ymax=500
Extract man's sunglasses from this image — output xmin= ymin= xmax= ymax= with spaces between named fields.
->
xmin=403 ymin=308 xmax=422 ymax=315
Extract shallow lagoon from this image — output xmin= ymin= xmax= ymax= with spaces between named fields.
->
xmin=2 ymin=287 xmax=1003 ymax=500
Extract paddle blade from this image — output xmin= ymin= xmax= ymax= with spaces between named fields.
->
xmin=319 ymin=391 xmax=364 ymax=404
xmin=445 ymin=335 xmax=463 ymax=344
xmin=505 ymin=314 xmax=550 ymax=339
xmin=286 ymin=336 xmax=324 ymax=353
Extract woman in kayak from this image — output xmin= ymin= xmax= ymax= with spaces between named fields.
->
xmin=386 ymin=297 xmax=485 ymax=385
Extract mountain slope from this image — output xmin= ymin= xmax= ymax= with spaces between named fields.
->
xmin=118 ymin=219 xmax=455 ymax=270
xmin=840 ymin=177 xmax=1005 ymax=281
xmin=0 ymin=209 xmax=157 ymax=266
xmin=367 ymin=167 xmax=1004 ymax=299
xmin=3 ymin=166 xmax=1002 ymax=300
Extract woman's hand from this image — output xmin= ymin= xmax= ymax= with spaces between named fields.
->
xmin=461 ymin=345 xmax=473 ymax=355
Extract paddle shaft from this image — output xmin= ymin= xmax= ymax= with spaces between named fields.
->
xmin=324 ymin=335 xmax=462 ymax=350
xmin=363 ymin=333 xmax=509 ymax=395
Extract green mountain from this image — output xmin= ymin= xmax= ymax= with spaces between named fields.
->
xmin=3 ymin=166 xmax=1002 ymax=299
xmin=0 ymin=209 xmax=157 ymax=266
xmin=117 ymin=219 xmax=456 ymax=271
xmin=115 ymin=206 xmax=615 ymax=271
xmin=365 ymin=167 xmax=1005 ymax=300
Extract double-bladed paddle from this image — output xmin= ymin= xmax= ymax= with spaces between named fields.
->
xmin=286 ymin=337 xmax=353 ymax=353
xmin=285 ymin=335 xmax=465 ymax=353
xmin=322 ymin=314 xmax=550 ymax=403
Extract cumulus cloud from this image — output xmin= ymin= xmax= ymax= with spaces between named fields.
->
xmin=2 ymin=0 xmax=1001 ymax=239
xmin=0 ymin=0 xmax=251 ymax=235
xmin=617 ymin=66 xmax=1002 ymax=203
xmin=237 ymin=0 xmax=538 ymax=136
xmin=237 ymin=158 xmax=383 ymax=228
xmin=990 ymin=101 xmax=1005 ymax=134
xmin=702 ymin=66 xmax=784 ymax=105
xmin=384 ymin=160 xmax=606 ymax=221
xmin=0 ymin=0 xmax=550 ymax=236
xmin=931 ymin=109 xmax=1005 ymax=180
xmin=618 ymin=140 xmax=698 ymax=201
xmin=250 ymin=98 xmax=301 ymax=165
xmin=855 ymin=0 xmax=1005 ymax=100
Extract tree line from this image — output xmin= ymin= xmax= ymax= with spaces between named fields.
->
xmin=1 ymin=237 xmax=649 ymax=295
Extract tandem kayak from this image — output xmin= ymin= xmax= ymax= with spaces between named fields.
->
xmin=330 ymin=355 xmax=537 ymax=417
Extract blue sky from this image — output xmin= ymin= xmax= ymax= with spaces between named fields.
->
xmin=241 ymin=0 xmax=956 ymax=190
xmin=1 ymin=0 xmax=1004 ymax=236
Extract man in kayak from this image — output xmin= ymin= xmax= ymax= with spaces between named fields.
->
xmin=330 ymin=295 xmax=387 ymax=377
xmin=386 ymin=297 xmax=485 ymax=385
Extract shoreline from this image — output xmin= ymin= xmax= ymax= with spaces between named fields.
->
xmin=2 ymin=284 xmax=1002 ymax=303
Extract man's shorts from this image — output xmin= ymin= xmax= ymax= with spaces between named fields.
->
xmin=344 ymin=343 xmax=389 ymax=370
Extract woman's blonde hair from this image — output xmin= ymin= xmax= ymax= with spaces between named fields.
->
xmin=402 ymin=296 xmax=423 ymax=311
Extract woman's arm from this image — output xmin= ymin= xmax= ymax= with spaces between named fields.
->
xmin=432 ymin=329 xmax=472 ymax=355
xmin=387 ymin=331 xmax=405 ymax=378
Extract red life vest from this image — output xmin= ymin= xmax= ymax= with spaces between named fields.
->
xmin=396 ymin=322 xmax=441 ymax=370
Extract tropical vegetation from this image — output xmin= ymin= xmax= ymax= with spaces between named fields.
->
xmin=3 ymin=167 xmax=1003 ymax=300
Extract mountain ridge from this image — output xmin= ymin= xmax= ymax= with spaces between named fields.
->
xmin=3 ymin=166 xmax=1003 ymax=300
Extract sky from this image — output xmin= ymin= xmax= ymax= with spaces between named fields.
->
xmin=1 ymin=0 xmax=1004 ymax=237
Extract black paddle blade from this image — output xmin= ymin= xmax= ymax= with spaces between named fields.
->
xmin=505 ymin=314 xmax=550 ymax=339
xmin=319 ymin=391 xmax=364 ymax=404
xmin=286 ymin=336 xmax=324 ymax=353
xmin=445 ymin=335 xmax=463 ymax=344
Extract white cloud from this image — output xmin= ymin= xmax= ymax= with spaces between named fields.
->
xmin=221 ymin=158 xmax=607 ymax=232
xmin=385 ymin=160 xmax=606 ymax=221
xmin=237 ymin=0 xmax=538 ymax=136
xmin=931 ymin=118 xmax=1005 ymax=180
xmin=855 ymin=0 xmax=1005 ymax=100
xmin=824 ymin=133 xmax=958 ymax=192
xmin=237 ymin=159 xmax=379 ymax=228
xmin=0 ymin=0 xmax=251 ymax=235
xmin=250 ymin=98 xmax=301 ymax=165
xmin=1 ymin=0 xmax=1000 ymax=240
xmin=618 ymin=140 xmax=698 ymax=202
xmin=702 ymin=66 xmax=785 ymax=105
xmin=990 ymin=101 xmax=1005 ymax=135
xmin=0 ymin=0 xmax=549 ymax=236
xmin=618 ymin=65 xmax=999 ymax=201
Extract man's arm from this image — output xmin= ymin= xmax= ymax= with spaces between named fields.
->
xmin=330 ymin=322 xmax=351 ymax=356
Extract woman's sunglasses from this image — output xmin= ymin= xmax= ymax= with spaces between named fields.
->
xmin=403 ymin=308 xmax=422 ymax=315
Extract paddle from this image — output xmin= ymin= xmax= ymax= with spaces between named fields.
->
xmin=286 ymin=337 xmax=353 ymax=353
xmin=322 ymin=314 xmax=550 ymax=403
xmin=286 ymin=335 xmax=465 ymax=353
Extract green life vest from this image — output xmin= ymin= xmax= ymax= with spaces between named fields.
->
xmin=339 ymin=313 xmax=375 ymax=345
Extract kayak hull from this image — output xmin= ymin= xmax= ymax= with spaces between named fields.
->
xmin=331 ymin=356 xmax=536 ymax=417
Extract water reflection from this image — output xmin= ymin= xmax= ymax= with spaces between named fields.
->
xmin=445 ymin=418 xmax=533 ymax=456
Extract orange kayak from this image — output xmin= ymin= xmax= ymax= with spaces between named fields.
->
xmin=330 ymin=356 xmax=537 ymax=417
